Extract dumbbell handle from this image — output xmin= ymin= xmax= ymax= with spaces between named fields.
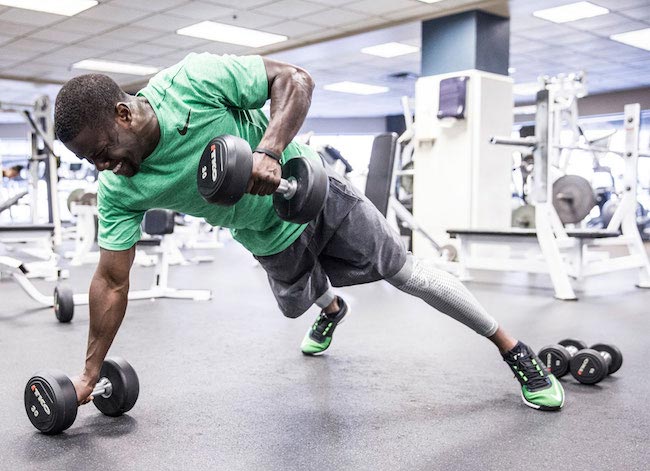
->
xmin=276 ymin=177 xmax=297 ymax=200
xmin=91 ymin=377 xmax=113 ymax=399
xmin=566 ymin=345 xmax=612 ymax=364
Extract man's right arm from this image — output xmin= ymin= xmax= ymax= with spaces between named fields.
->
xmin=73 ymin=246 xmax=136 ymax=404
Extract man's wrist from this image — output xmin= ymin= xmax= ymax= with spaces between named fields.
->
xmin=253 ymin=147 xmax=282 ymax=162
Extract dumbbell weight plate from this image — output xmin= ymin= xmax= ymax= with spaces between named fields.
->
xmin=66 ymin=188 xmax=86 ymax=212
xmin=558 ymin=338 xmax=588 ymax=351
xmin=24 ymin=371 xmax=78 ymax=434
xmin=273 ymin=157 xmax=329 ymax=224
xmin=94 ymin=357 xmax=140 ymax=417
xmin=54 ymin=286 xmax=74 ymax=323
xmin=591 ymin=343 xmax=623 ymax=375
xmin=197 ymin=135 xmax=253 ymax=205
xmin=570 ymin=349 xmax=609 ymax=385
xmin=538 ymin=344 xmax=572 ymax=378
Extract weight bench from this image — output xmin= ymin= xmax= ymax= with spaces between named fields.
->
xmin=447 ymin=227 xmax=647 ymax=300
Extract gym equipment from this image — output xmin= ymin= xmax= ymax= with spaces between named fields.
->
xmin=552 ymin=175 xmax=596 ymax=224
xmin=538 ymin=338 xmax=588 ymax=377
xmin=24 ymin=357 xmax=139 ymax=434
xmin=53 ymin=285 xmax=74 ymax=323
xmin=512 ymin=204 xmax=535 ymax=228
xmin=197 ymin=135 xmax=329 ymax=224
xmin=570 ymin=343 xmax=623 ymax=385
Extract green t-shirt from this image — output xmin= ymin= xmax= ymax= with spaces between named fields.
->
xmin=97 ymin=53 xmax=319 ymax=256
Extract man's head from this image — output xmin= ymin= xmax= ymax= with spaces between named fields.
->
xmin=55 ymin=74 xmax=147 ymax=177
xmin=2 ymin=165 xmax=23 ymax=179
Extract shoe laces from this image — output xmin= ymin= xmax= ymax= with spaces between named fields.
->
xmin=509 ymin=349 xmax=550 ymax=392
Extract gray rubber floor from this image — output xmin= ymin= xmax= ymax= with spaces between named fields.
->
xmin=1 ymin=239 xmax=649 ymax=470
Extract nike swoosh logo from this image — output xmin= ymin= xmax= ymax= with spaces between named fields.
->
xmin=177 ymin=109 xmax=191 ymax=136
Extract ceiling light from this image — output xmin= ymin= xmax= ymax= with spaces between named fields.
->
xmin=610 ymin=28 xmax=650 ymax=51
xmin=513 ymin=82 xmax=541 ymax=96
xmin=533 ymin=2 xmax=609 ymax=23
xmin=416 ymin=0 xmax=445 ymax=4
xmin=177 ymin=21 xmax=287 ymax=48
xmin=361 ymin=42 xmax=420 ymax=58
xmin=0 ymin=0 xmax=97 ymax=16
xmin=323 ymin=81 xmax=389 ymax=95
xmin=72 ymin=59 xmax=159 ymax=76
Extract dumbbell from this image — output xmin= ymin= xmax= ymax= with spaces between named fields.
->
xmin=538 ymin=339 xmax=588 ymax=378
xmin=570 ymin=343 xmax=623 ymax=385
xmin=24 ymin=357 xmax=139 ymax=434
xmin=197 ymin=134 xmax=329 ymax=224
xmin=53 ymin=285 xmax=74 ymax=323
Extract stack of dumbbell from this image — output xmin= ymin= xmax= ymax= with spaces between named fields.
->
xmin=538 ymin=339 xmax=623 ymax=385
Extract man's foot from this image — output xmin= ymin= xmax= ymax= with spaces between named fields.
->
xmin=301 ymin=297 xmax=348 ymax=355
xmin=503 ymin=341 xmax=565 ymax=411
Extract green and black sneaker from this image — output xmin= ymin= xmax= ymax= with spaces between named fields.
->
xmin=301 ymin=297 xmax=348 ymax=356
xmin=503 ymin=341 xmax=565 ymax=411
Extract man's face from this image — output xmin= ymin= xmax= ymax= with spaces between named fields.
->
xmin=65 ymin=118 xmax=144 ymax=178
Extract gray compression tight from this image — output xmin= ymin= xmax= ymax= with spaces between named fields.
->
xmin=387 ymin=254 xmax=498 ymax=337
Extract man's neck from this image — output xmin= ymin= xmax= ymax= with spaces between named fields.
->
xmin=134 ymin=96 xmax=160 ymax=160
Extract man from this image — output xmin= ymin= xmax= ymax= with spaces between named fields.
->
xmin=54 ymin=53 xmax=564 ymax=412
xmin=2 ymin=165 xmax=23 ymax=179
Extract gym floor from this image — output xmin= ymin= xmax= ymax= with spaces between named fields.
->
xmin=1 ymin=238 xmax=649 ymax=471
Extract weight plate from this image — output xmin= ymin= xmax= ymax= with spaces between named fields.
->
xmin=512 ymin=204 xmax=535 ymax=228
xmin=558 ymin=338 xmax=588 ymax=352
xmin=197 ymin=135 xmax=252 ymax=206
xmin=552 ymin=175 xmax=596 ymax=224
xmin=273 ymin=157 xmax=329 ymax=224
xmin=93 ymin=357 xmax=140 ymax=417
xmin=440 ymin=244 xmax=458 ymax=262
xmin=66 ymin=188 xmax=86 ymax=212
xmin=570 ymin=349 xmax=608 ymax=385
xmin=591 ymin=343 xmax=623 ymax=375
xmin=538 ymin=344 xmax=572 ymax=378
xmin=79 ymin=192 xmax=97 ymax=206
xmin=54 ymin=286 xmax=74 ymax=323
xmin=24 ymin=370 xmax=77 ymax=434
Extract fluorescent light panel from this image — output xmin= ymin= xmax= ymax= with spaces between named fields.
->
xmin=73 ymin=59 xmax=159 ymax=76
xmin=177 ymin=21 xmax=287 ymax=48
xmin=416 ymin=0 xmax=445 ymax=3
xmin=324 ymin=81 xmax=389 ymax=95
xmin=0 ymin=0 xmax=97 ymax=16
xmin=533 ymin=2 xmax=609 ymax=23
xmin=610 ymin=28 xmax=650 ymax=51
xmin=361 ymin=42 xmax=420 ymax=58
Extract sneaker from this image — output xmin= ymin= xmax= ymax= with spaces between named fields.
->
xmin=301 ymin=297 xmax=348 ymax=356
xmin=503 ymin=341 xmax=565 ymax=411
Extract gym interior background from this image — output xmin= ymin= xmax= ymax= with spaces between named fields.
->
xmin=1 ymin=0 xmax=649 ymax=469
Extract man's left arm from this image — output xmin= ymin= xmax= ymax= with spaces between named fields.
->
xmin=246 ymin=58 xmax=315 ymax=196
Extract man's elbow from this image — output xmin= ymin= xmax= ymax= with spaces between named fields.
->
xmin=291 ymin=66 xmax=315 ymax=95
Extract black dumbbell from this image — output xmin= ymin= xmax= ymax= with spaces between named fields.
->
xmin=53 ymin=285 xmax=74 ymax=323
xmin=197 ymin=134 xmax=329 ymax=224
xmin=538 ymin=338 xmax=588 ymax=378
xmin=24 ymin=357 xmax=139 ymax=434
xmin=570 ymin=343 xmax=623 ymax=385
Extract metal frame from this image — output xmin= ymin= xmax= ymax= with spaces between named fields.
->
xmin=454 ymin=91 xmax=650 ymax=300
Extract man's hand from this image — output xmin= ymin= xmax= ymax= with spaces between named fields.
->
xmin=247 ymin=152 xmax=281 ymax=196
xmin=71 ymin=374 xmax=97 ymax=405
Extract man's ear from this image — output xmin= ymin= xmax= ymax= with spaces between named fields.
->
xmin=115 ymin=102 xmax=132 ymax=124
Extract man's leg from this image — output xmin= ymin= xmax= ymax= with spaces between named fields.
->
xmin=386 ymin=254 xmax=565 ymax=411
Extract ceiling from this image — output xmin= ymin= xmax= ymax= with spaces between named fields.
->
xmin=0 ymin=0 xmax=649 ymax=122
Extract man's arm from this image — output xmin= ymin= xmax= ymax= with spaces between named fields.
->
xmin=73 ymin=246 xmax=135 ymax=404
xmin=247 ymin=57 xmax=315 ymax=196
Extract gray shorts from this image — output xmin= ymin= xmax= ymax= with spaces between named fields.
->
xmin=256 ymin=172 xmax=407 ymax=318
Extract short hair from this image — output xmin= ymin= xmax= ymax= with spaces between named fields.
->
xmin=54 ymin=74 xmax=126 ymax=143
xmin=10 ymin=165 xmax=23 ymax=173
